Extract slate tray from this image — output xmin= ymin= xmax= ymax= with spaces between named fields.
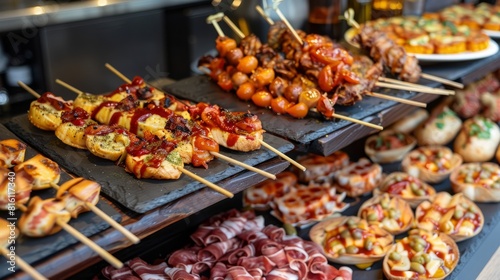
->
xmin=0 ymin=123 xmax=121 ymax=279
xmin=164 ymin=75 xmax=427 ymax=144
xmin=5 ymin=115 xmax=294 ymax=214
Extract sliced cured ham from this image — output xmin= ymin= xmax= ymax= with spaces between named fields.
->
xmin=0 ymin=167 xmax=33 ymax=210
xmin=18 ymin=196 xmax=71 ymax=237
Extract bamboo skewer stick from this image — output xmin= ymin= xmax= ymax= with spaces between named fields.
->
xmin=18 ymin=81 xmax=40 ymax=98
xmin=211 ymin=152 xmax=276 ymax=180
xmin=0 ymin=247 xmax=47 ymax=280
xmin=104 ymin=64 xmax=132 ymax=84
xmin=330 ymin=114 xmax=383 ymax=130
xmin=222 ymin=15 xmax=245 ymax=39
xmin=420 ymin=73 xmax=464 ymax=89
xmin=375 ymin=81 xmax=453 ymax=95
xmin=180 ymin=168 xmax=233 ymax=197
xmin=57 ymin=221 xmax=123 ymax=268
xmin=378 ymin=77 xmax=455 ymax=94
xmin=256 ymin=5 xmax=274 ymax=25
xmin=16 ymin=204 xmax=123 ymax=269
xmin=206 ymin=13 xmax=225 ymax=37
xmin=367 ymin=92 xmax=427 ymax=108
xmin=55 ymin=79 xmax=84 ymax=95
xmin=49 ymin=182 xmax=140 ymax=244
xmin=258 ymin=139 xmax=306 ymax=171
xmin=273 ymin=7 xmax=303 ymax=45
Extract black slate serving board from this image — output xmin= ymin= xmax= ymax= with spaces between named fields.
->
xmin=0 ymin=123 xmax=121 ymax=279
xmin=5 ymin=115 xmax=294 ymax=214
xmin=164 ymin=75 xmax=426 ymax=144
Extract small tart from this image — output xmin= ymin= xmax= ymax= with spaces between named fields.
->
xmin=358 ymin=193 xmax=414 ymax=235
xmin=375 ymin=172 xmax=436 ymax=208
xmin=335 ymin=158 xmax=383 ymax=197
xmin=415 ymin=192 xmax=484 ymax=242
xmin=402 ymin=146 xmax=462 ymax=183
xmin=383 ymin=229 xmax=459 ymax=280
xmin=450 ymin=162 xmax=500 ymax=202
xmin=309 ymin=216 xmax=394 ymax=265
xmin=364 ymin=130 xmax=417 ymax=164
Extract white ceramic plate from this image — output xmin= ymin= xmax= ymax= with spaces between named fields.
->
xmin=344 ymin=28 xmax=499 ymax=62
xmin=484 ymin=29 xmax=500 ymax=38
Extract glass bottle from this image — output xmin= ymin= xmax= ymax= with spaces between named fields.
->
xmin=348 ymin=0 xmax=372 ymax=25
xmin=308 ymin=0 xmax=342 ymax=40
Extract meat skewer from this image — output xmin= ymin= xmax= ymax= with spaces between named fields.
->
xmin=0 ymin=219 xmax=48 ymax=280
xmin=204 ymin=14 xmax=383 ymax=130
xmin=344 ymin=9 xmax=464 ymax=89
xmin=56 ymin=78 xmax=277 ymax=180
xmin=104 ymin=63 xmax=307 ymax=171
xmin=19 ymin=82 xmax=235 ymax=198
xmin=17 ymin=199 xmax=124 ymax=269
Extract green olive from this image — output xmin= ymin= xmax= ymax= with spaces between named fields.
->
xmin=410 ymin=182 xmax=419 ymax=191
xmin=364 ymin=239 xmax=374 ymax=251
xmin=389 ymin=251 xmax=402 ymax=261
xmin=337 ymin=247 xmax=346 ymax=254
xmin=341 ymin=229 xmax=351 ymax=239
xmin=388 ymin=208 xmax=400 ymax=219
xmin=454 ymin=208 xmax=464 ymax=219
xmin=411 ymin=255 xmax=425 ymax=264
xmin=352 ymin=230 xmax=363 ymax=240
xmin=422 ymin=253 xmax=431 ymax=264
xmin=468 ymin=205 xmax=478 ymax=214
xmin=346 ymin=245 xmax=359 ymax=254
xmin=412 ymin=188 xmax=426 ymax=196
xmin=346 ymin=218 xmax=357 ymax=228
xmin=381 ymin=198 xmax=390 ymax=209
xmin=411 ymin=242 xmax=425 ymax=252
xmin=410 ymin=262 xmax=426 ymax=274
xmin=367 ymin=212 xmax=378 ymax=221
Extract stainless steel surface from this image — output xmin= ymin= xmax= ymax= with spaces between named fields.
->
xmin=0 ymin=0 xmax=203 ymax=32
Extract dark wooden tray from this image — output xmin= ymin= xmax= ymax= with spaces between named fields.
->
xmin=0 ymin=123 xmax=121 ymax=279
xmin=5 ymin=115 xmax=294 ymax=214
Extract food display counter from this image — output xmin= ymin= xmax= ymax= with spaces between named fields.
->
xmin=3 ymin=2 xmax=500 ymax=279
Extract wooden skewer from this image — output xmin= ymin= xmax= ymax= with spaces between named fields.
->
xmin=211 ymin=152 xmax=276 ymax=180
xmin=55 ymin=79 xmax=84 ymax=95
xmin=105 ymin=63 xmax=132 ymax=84
xmin=50 ymin=182 xmax=140 ymax=244
xmin=378 ymin=77 xmax=455 ymax=95
xmin=367 ymin=92 xmax=427 ymax=108
xmin=420 ymin=73 xmax=464 ymax=89
xmin=256 ymin=5 xmax=274 ymax=25
xmin=258 ymin=139 xmax=306 ymax=171
xmin=273 ymin=7 xmax=303 ymax=45
xmin=331 ymin=113 xmax=383 ymax=130
xmin=85 ymin=203 xmax=140 ymax=244
xmin=56 ymin=221 xmax=123 ymax=268
xmin=18 ymin=81 xmax=40 ymax=99
xmin=180 ymin=167 xmax=233 ymax=198
xmin=222 ymin=15 xmax=245 ymax=39
xmin=206 ymin=13 xmax=226 ymax=37
xmin=375 ymin=81 xmax=453 ymax=95
xmin=16 ymin=204 xmax=123 ymax=269
xmin=0 ymin=247 xmax=48 ymax=280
